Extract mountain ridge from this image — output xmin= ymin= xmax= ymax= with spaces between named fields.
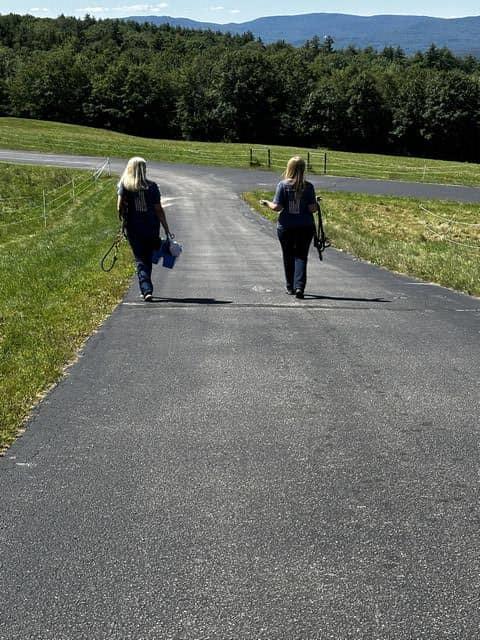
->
xmin=126 ymin=12 xmax=480 ymax=56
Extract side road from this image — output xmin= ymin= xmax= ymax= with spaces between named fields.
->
xmin=1 ymin=149 xmax=480 ymax=201
xmin=1 ymin=153 xmax=480 ymax=639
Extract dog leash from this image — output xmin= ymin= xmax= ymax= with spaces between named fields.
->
xmin=100 ymin=226 xmax=125 ymax=272
xmin=313 ymin=196 xmax=331 ymax=261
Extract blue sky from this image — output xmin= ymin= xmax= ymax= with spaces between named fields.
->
xmin=1 ymin=0 xmax=479 ymax=21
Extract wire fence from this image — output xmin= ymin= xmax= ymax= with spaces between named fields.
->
xmin=419 ymin=204 xmax=480 ymax=253
xmin=243 ymin=147 xmax=480 ymax=185
xmin=323 ymin=157 xmax=479 ymax=184
xmin=0 ymin=159 xmax=111 ymax=243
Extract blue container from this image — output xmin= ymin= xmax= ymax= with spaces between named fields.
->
xmin=152 ymin=239 xmax=169 ymax=264
xmin=162 ymin=253 xmax=176 ymax=269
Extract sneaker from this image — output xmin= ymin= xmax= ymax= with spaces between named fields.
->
xmin=295 ymin=289 xmax=304 ymax=299
xmin=143 ymin=292 xmax=153 ymax=302
xmin=286 ymin=287 xmax=294 ymax=295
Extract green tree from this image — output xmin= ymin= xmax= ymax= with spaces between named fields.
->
xmin=302 ymin=69 xmax=390 ymax=151
xmin=209 ymin=48 xmax=280 ymax=142
xmin=0 ymin=47 xmax=14 ymax=114
xmin=176 ymin=54 xmax=228 ymax=141
xmin=8 ymin=45 xmax=89 ymax=122
xmin=421 ymin=70 xmax=480 ymax=160
xmin=390 ymin=68 xmax=429 ymax=155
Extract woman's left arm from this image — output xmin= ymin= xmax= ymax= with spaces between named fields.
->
xmin=308 ymin=184 xmax=318 ymax=213
xmin=155 ymin=200 xmax=171 ymax=236
xmin=117 ymin=195 xmax=126 ymax=219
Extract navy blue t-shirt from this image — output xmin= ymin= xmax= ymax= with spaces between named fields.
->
xmin=273 ymin=180 xmax=316 ymax=229
xmin=117 ymin=180 xmax=160 ymax=238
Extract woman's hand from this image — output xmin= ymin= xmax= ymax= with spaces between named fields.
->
xmin=259 ymin=199 xmax=282 ymax=212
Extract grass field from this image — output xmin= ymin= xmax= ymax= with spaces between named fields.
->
xmin=2 ymin=117 xmax=480 ymax=187
xmin=244 ymin=191 xmax=480 ymax=298
xmin=0 ymin=163 xmax=133 ymax=452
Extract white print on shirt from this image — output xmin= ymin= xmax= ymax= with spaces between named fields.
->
xmin=134 ymin=190 xmax=148 ymax=213
xmin=287 ymin=190 xmax=300 ymax=214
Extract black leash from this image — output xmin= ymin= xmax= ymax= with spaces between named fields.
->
xmin=100 ymin=226 xmax=125 ymax=272
xmin=313 ymin=196 xmax=331 ymax=261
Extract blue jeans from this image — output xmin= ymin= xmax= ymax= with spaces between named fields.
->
xmin=277 ymin=225 xmax=314 ymax=292
xmin=128 ymin=234 xmax=157 ymax=296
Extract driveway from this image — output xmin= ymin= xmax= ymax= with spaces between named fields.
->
xmin=1 ymin=153 xmax=479 ymax=639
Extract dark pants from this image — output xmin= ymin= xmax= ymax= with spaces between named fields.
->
xmin=277 ymin=225 xmax=315 ymax=292
xmin=128 ymin=234 xmax=156 ymax=296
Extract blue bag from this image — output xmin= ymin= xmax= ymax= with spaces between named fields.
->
xmin=151 ymin=239 xmax=170 ymax=264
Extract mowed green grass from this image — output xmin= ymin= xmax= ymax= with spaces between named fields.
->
xmin=0 ymin=163 xmax=133 ymax=452
xmin=1 ymin=117 xmax=480 ymax=186
xmin=244 ymin=191 xmax=480 ymax=297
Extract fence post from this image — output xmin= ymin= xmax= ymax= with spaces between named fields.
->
xmin=42 ymin=189 xmax=47 ymax=228
xmin=72 ymin=178 xmax=76 ymax=202
xmin=307 ymin=152 xmax=311 ymax=171
xmin=107 ymin=158 xmax=111 ymax=177
xmin=422 ymin=164 xmax=427 ymax=181
xmin=249 ymin=148 xmax=253 ymax=165
xmin=324 ymin=152 xmax=327 ymax=175
xmin=267 ymin=148 xmax=271 ymax=168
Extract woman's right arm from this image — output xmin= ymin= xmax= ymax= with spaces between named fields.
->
xmin=117 ymin=182 xmax=127 ymax=220
xmin=260 ymin=182 xmax=283 ymax=212
xmin=259 ymin=199 xmax=282 ymax=212
xmin=117 ymin=195 xmax=125 ymax=219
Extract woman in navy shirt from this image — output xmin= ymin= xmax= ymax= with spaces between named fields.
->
xmin=260 ymin=156 xmax=317 ymax=299
xmin=117 ymin=157 xmax=171 ymax=301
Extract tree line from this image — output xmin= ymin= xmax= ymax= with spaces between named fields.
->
xmin=1 ymin=14 xmax=480 ymax=161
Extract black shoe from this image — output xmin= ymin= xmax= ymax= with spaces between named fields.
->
xmin=143 ymin=292 xmax=153 ymax=302
xmin=295 ymin=289 xmax=304 ymax=299
xmin=286 ymin=287 xmax=294 ymax=295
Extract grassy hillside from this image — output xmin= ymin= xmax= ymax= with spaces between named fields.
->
xmin=1 ymin=117 xmax=480 ymax=187
xmin=0 ymin=162 xmax=133 ymax=452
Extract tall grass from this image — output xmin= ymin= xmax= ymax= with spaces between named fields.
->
xmin=0 ymin=163 xmax=133 ymax=452
xmin=1 ymin=117 xmax=480 ymax=186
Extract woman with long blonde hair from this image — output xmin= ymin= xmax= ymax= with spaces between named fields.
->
xmin=260 ymin=156 xmax=317 ymax=298
xmin=117 ymin=157 xmax=171 ymax=301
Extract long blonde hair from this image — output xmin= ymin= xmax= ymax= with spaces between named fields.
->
xmin=283 ymin=156 xmax=306 ymax=193
xmin=120 ymin=156 xmax=148 ymax=191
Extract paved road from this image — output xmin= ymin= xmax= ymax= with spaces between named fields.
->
xmin=1 ymin=153 xmax=480 ymax=639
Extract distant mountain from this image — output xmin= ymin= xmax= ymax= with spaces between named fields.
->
xmin=127 ymin=13 xmax=480 ymax=56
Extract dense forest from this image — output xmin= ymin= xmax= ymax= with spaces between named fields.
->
xmin=1 ymin=14 xmax=480 ymax=161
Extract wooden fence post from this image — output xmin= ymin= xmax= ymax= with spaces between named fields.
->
xmin=42 ymin=189 xmax=47 ymax=228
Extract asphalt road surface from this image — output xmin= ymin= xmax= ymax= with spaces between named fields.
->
xmin=1 ymin=152 xmax=480 ymax=639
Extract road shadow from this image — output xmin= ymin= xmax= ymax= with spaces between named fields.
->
xmin=150 ymin=297 xmax=233 ymax=305
xmin=304 ymin=294 xmax=391 ymax=303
